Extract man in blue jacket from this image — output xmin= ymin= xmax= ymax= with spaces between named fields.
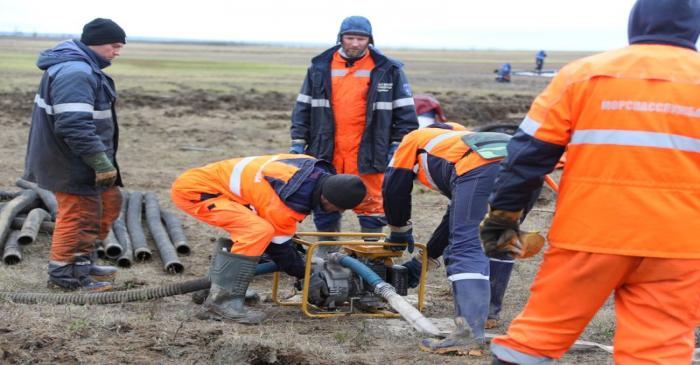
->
xmin=23 ymin=18 xmax=126 ymax=292
xmin=289 ymin=16 xmax=418 ymax=246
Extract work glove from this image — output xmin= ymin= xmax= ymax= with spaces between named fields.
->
xmin=387 ymin=224 xmax=415 ymax=253
xmin=387 ymin=142 xmax=400 ymax=163
xmin=289 ymin=139 xmax=306 ymax=154
xmin=479 ymin=207 xmax=544 ymax=258
xmin=82 ymin=152 xmax=118 ymax=188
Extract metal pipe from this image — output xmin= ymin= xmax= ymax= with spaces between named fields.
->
xmin=15 ymin=179 xmax=58 ymax=219
xmin=0 ymin=190 xmax=38 ymax=252
xmin=126 ymin=191 xmax=151 ymax=261
xmin=327 ymin=252 xmax=441 ymax=336
xmin=103 ymin=228 xmax=123 ymax=259
xmin=113 ymin=190 xmax=133 ymax=268
xmin=144 ymin=193 xmax=183 ymax=274
xmin=2 ymin=230 xmax=22 ymax=265
xmin=160 ymin=208 xmax=190 ymax=255
xmin=17 ymin=208 xmax=50 ymax=245
xmin=11 ymin=216 xmax=54 ymax=233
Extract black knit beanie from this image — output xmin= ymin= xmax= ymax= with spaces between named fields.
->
xmin=321 ymin=174 xmax=367 ymax=210
xmin=81 ymin=18 xmax=126 ymax=45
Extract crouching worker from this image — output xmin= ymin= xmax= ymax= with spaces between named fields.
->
xmin=171 ymin=154 xmax=367 ymax=324
xmin=383 ymin=126 xmax=540 ymax=356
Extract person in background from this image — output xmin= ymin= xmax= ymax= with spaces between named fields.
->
xmin=290 ymin=16 xmax=418 ymax=247
xmin=23 ymin=18 xmax=127 ymax=292
xmin=535 ymin=50 xmax=546 ymax=73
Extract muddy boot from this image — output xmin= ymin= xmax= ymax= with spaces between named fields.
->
xmin=90 ymin=250 xmax=117 ymax=282
xmin=419 ymin=279 xmax=489 ymax=356
xmin=199 ymin=250 xmax=266 ymax=324
xmin=488 ymin=258 xmax=514 ymax=329
xmin=47 ymin=261 xmax=81 ymax=291
xmin=192 ymin=238 xmax=233 ymax=304
xmin=74 ymin=256 xmax=113 ymax=292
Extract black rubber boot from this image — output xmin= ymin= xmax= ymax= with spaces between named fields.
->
xmin=47 ymin=262 xmax=81 ymax=290
xmin=199 ymin=250 xmax=266 ymax=324
xmin=74 ymin=256 xmax=113 ymax=292
xmin=487 ymin=258 xmax=514 ymax=329
xmin=90 ymin=250 xmax=117 ymax=282
xmin=419 ymin=279 xmax=489 ymax=356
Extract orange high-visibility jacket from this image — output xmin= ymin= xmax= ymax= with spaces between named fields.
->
xmin=173 ymin=154 xmax=327 ymax=244
xmin=383 ymin=128 xmax=507 ymax=227
xmin=493 ymin=44 xmax=700 ymax=258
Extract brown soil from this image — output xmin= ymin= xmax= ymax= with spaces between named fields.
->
xmin=0 ymin=88 xmax=621 ymax=365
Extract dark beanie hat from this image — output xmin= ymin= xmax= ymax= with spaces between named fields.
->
xmin=321 ymin=174 xmax=367 ymax=210
xmin=81 ymin=18 xmax=126 ymax=46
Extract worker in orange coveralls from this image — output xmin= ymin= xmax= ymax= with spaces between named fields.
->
xmin=289 ymin=16 xmax=418 ymax=247
xmin=481 ymin=1 xmax=700 ymax=363
xmin=171 ymin=154 xmax=366 ymax=324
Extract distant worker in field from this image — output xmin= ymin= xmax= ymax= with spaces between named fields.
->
xmin=290 ymin=15 xmax=418 ymax=243
xmin=483 ymin=0 xmax=700 ymax=363
xmin=171 ymin=154 xmax=366 ymax=324
xmin=495 ymin=63 xmax=512 ymax=83
xmin=383 ymin=126 xmax=543 ymax=356
xmin=535 ymin=50 xmax=546 ymax=73
xmin=413 ymin=93 xmax=468 ymax=130
xmin=23 ymin=18 xmax=127 ymax=292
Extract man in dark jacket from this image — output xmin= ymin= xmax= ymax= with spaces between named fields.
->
xmin=289 ymin=16 xmax=418 ymax=245
xmin=23 ymin=18 xmax=127 ymax=292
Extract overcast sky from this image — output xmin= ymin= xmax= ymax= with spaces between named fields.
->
xmin=0 ymin=0 xmax=641 ymax=51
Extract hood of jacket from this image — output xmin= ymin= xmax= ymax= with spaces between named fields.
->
xmin=36 ymin=39 xmax=111 ymax=71
xmin=628 ymin=0 xmax=700 ymax=50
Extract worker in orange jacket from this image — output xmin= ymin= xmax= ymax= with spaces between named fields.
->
xmin=171 ymin=154 xmax=366 ymax=324
xmin=290 ymin=16 xmax=418 ymax=245
xmin=383 ymin=125 xmax=530 ymax=356
xmin=481 ymin=1 xmax=700 ymax=363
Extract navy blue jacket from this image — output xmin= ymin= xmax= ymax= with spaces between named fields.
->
xmin=489 ymin=0 xmax=700 ymax=211
xmin=290 ymin=45 xmax=418 ymax=174
xmin=23 ymin=40 xmax=122 ymax=195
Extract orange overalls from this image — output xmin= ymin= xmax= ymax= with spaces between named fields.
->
xmin=330 ymin=51 xmax=384 ymax=219
xmin=171 ymin=155 xmax=309 ymax=257
xmin=491 ymin=44 xmax=700 ymax=364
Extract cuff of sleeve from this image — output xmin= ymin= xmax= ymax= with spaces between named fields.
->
xmin=82 ymin=152 xmax=115 ymax=173
xmin=389 ymin=223 xmax=412 ymax=233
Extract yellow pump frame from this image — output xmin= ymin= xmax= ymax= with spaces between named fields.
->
xmin=270 ymin=231 xmax=428 ymax=318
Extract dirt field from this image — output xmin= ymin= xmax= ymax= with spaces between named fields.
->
xmin=0 ymin=37 xmax=632 ymax=364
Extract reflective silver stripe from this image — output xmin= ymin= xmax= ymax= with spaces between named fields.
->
xmin=254 ymin=156 xmax=279 ymax=183
xmin=34 ymin=94 xmax=54 ymax=114
xmin=491 ymin=342 xmax=554 ymax=365
xmin=35 ymin=94 xmax=111 ymax=119
xmin=229 ymin=157 xmax=256 ymax=197
xmin=448 ymin=273 xmax=489 ymax=281
xmin=92 ymin=109 xmax=112 ymax=119
xmin=489 ymin=257 xmax=515 ymax=264
xmin=311 ymin=99 xmax=330 ymax=108
xmin=271 ymin=235 xmax=293 ymax=244
xmin=392 ymin=97 xmax=415 ymax=108
xmin=419 ymin=152 xmax=437 ymax=189
xmin=570 ymin=130 xmax=700 ymax=153
xmin=424 ymin=131 xmax=462 ymax=153
xmin=296 ymin=94 xmax=312 ymax=104
xmin=331 ymin=69 xmax=348 ymax=77
xmin=520 ymin=115 xmax=542 ymax=136
xmin=53 ymin=102 xmax=93 ymax=114
xmin=373 ymin=102 xmax=393 ymax=110
xmin=354 ymin=70 xmax=371 ymax=77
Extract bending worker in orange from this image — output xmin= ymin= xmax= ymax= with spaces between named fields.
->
xmin=481 ymin=1 xmax=700 ymax=363
xmin=290 ymin=15 xmax=418 ymax=240
xmin=383 ymin=125 xmax=522 ymax=355
xmin=171 ymin=154 xmax=366 ymax=324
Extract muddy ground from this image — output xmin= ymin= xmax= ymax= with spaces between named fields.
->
xmin=0 ymin=84 xmax=620 ymax=365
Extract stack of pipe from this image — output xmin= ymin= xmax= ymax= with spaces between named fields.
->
xmin=0 ymin=180 xmax=190 ymax=273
